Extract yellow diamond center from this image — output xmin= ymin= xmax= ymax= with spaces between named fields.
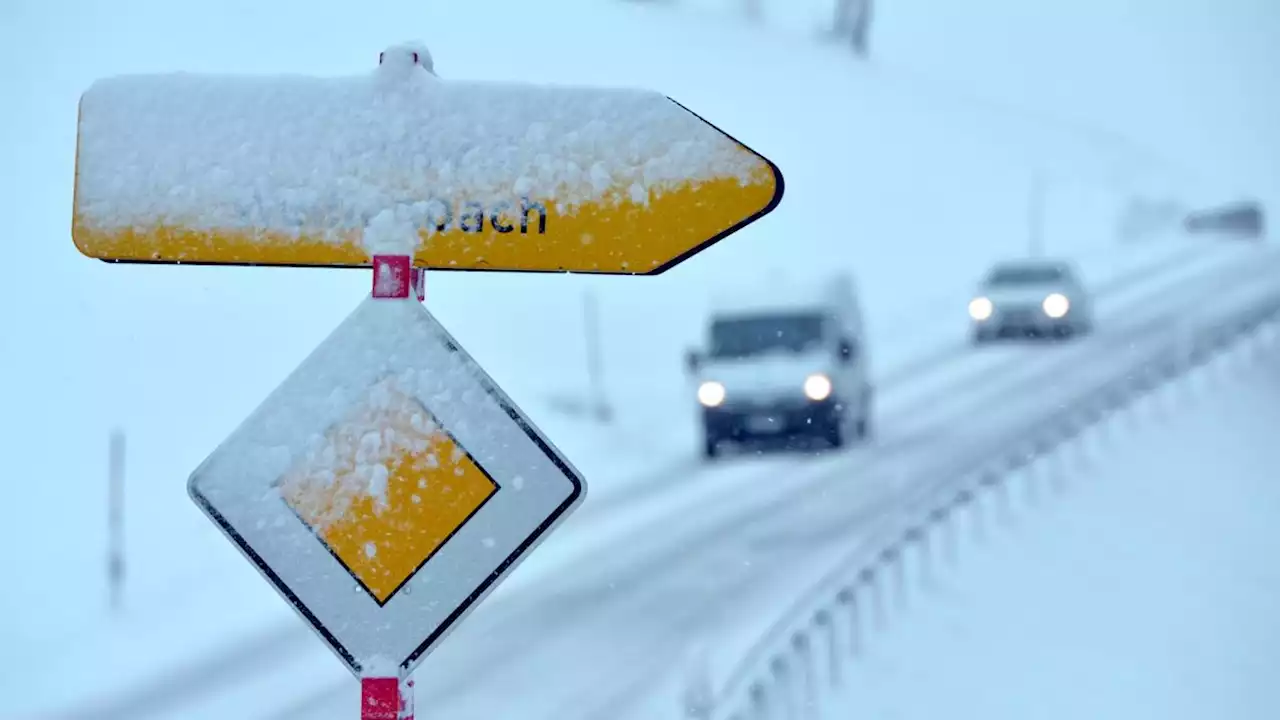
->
xmin=278 ymin=375 xmax=497 ymax=604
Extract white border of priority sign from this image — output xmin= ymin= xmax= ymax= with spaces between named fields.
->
xmin=188 ymin=295 xmax=586 ymax=676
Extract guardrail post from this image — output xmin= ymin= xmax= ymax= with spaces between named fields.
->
xmin=1024 ymin=456 xmax=1042 ymax=509
xmin=1252 ymin=321 xmax=1278 ymax=361
xmin=1108 ymin=381 xmax=1130 ymax=418
xmin=1148 ymin=363 xmax=1173 ymax=422
xmin=1258 ymin=320 xmax=1276 ymax=353
xmin=1046 ymin=438 xmax=1069 ymax=497
xmin=793 ymin=633 xmax=816 ymax=720
xmin=814 ymin=609 xmax=840 ymax=689
xmin=937 ymin=503 xmax=958 ymax=567
xmin=1081 ymin=400 xmax=1105 ymax=431
xmin=903 ymin=525 xmax=930 ymax=593
xmin=988 ymin=471 xmax=1013 ymax=531
xmin=1092 ymin=398 xmax=1116 ymax=453
xmin=836 ymin=587 xmax=860 ymax=658
xmin=1255 ymin=323 xmax=1279 ymax=362
xmin=749 ymin=681 xmax=770 ymax=720
xmin=1207 ymin=334 xmax=1232 ymax=377
xmin=770 ymin=656 xmax=794 ymax=720
xmin=961 ymin=485 xmax=986 ymax=546
xmin=1225 ymin=319 xmax=1254 ymax=369
xmin=864 ymin=563 xmax=884 ymax=631
xmin=877 ymin=545 xmax=902 ymax=614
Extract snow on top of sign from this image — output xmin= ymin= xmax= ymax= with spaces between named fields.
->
xmin=276 ymin=374 xmax=442 ymax=533
xmin=75 ymin=44 xmax=764 ymax=238
xmin=378 ymin=41 xmax=435 ymax=78
xmin=365 ymin=207 xmax=418 ymax=255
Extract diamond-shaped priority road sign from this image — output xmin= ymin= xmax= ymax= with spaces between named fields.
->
xmin=189 ymin=295 xmax=585 ymax=676
xmin=71 ymin=59 xmax=784 ymax=274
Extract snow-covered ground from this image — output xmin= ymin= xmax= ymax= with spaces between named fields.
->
xmin=28 ymin=241 xmax=1270 ymax=720
xmin=6 ymin=218 xmax=1229 ymax=718
xmin=822 ymin=313 xmax=1280 ymax=719
xmin=2 ymin=0 xmax=1276 ymax=717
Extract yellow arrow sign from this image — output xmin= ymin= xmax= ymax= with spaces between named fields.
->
xmin=72 ymin=70 xmax=783 ymax=274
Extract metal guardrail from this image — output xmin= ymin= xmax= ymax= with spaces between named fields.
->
xmin=689 ymin=290 xmax=1280 ymax=720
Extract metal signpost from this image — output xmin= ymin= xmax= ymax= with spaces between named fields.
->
xmin=72 ymin=43 xmax=783 ymax=719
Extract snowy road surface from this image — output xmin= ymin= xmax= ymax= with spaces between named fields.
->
xmin=825 ymin=302 xmax=1280 ymax=720
xmin=57 ymin=242 xmax=1279 ymax=720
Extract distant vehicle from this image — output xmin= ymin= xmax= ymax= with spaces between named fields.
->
xmin=968 ymin=259 xmax=1094 ymax=343
xmin=1184 ymin=199 xmax=1265 ymax=239
xmin=685 ymin=274 xmax=873 ymax=459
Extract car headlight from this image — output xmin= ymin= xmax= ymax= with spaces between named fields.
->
xmin=803 ymin=373 xmax=832 ymax=401
xmin=1042 ymin=293 xmax=1070 ymax=318
xmin=697 ymin=381 xmax=726 ymax=407
xmin=968 ymin=296 xmax=993 ymax=321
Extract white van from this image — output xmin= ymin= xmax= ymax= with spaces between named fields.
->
xmin=685 ymin=274 xmax=874 ymax=459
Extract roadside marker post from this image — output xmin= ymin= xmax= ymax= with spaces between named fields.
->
xmin=364 ymin=250 xmax=419 ymax=719
xmin=72 ymin=42 xmax=783 ymax=717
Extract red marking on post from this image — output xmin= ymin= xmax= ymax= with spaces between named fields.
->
xmin=372 ymin=255 xmax=412 ymax=299
xmin=360 ymin=677 xmax=414 ymax=720
xmin=410 ymin=268 xmax=425 ymax=302
xmin=361 ymin=678 xmax=400 ymax=720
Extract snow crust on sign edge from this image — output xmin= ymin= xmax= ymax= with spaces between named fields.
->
xmin=74 ymin=44 xmax=771 ymax=235
xmin=276 ymin=369 xmax=446 ymax=534
xmin=231 ymin=300 xmax=496 ymax=533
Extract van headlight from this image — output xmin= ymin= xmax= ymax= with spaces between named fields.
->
xmin=968 ymin=296 xmax=993 ymax=321
xmin=1042 ymin=293 xmax=1070 ymax=318
xmin=697 ymin=381 xmax=726 ymax=407
xmin=803 ymin=373 xmax=833 ymax=401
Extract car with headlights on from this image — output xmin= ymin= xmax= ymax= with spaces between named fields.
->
xmin=967 ymin=259 xmax=1094 ymax=343
xmin=684 ymin=275 xmax=874 ymax=459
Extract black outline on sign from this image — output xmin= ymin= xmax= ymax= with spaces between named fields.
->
xmin=398 ymin=335 xmax=587 ymax=671
xmin=188 ymin=336 xmax=587 ymax=676
xmin=276 ymin=396 xmax=500 ymax=608
xmin=190 ymin=499 xmax=361 ymax=668
xmin=77 ymin=96 xmax=784 ymax=276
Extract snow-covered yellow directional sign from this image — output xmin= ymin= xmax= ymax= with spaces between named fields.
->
xmin=188 ymin=294 xmax=585 ymax=675
xmin=71 ymin=58 xmax=783 ymax=274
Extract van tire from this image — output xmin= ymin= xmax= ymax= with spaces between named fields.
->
xmin=824 ymin=417 xmax=846 ymax=449
xmin=702 ymin=435 xmax=721 ymax=460
xmin=855 ymin=389 xmax=873 ymax=439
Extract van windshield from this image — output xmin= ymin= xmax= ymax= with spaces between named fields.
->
xmin=986 ymin=265 xmax=1064 ymax=285
xmin=708 ymin=312 xmax=827 ymax=359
